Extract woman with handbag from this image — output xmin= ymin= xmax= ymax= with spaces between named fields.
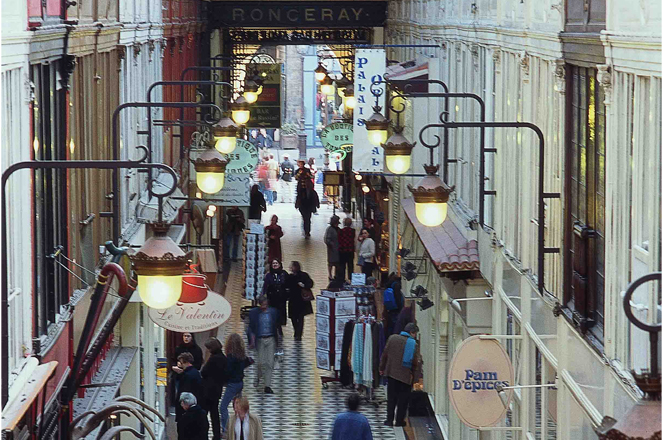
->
xmin=285 ymin=261 xmax=314 ymax=341
xmin=357 ymin=228 xmax=376 ymax=277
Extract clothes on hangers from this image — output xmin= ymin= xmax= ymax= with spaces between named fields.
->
xmin=351 ymin=322 xmax=365 ymax=385
xmin=362 ymin=323 xmax=373 ymax=387
xmin=340 ymin=320 xmax=355 ymax=386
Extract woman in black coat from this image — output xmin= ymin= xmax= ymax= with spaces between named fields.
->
xmin=171 ymin=332 xmax=203 ymax=406
xmin=249 ymin=184 xmax=267 ymax=221
xmin=263 ymin=259 xmax=288 ymax=337
xmin=200 ymin=337 xmax=227 ymax=440
xmin=285 ymin=261 xmax=314 ymax=341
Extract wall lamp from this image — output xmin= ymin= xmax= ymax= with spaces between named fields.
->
xmin=411 ymin=285 xmax=428 ymax=297
xmin=320 ymin=74 xmax=336 ymax=96
xmin=596 ymin=272 xmax=661 ymax=439
xmin=315 ymin=62 xmax=328 ymax=82
xmin=212 ymin=116 xmax=239 ymax=154
xmin=231 ymin=96 xmax=251 ymax=126
xmin=448 ymin=296 xmax=492 ymax=314
xmin=191 ymin=140 xmax=229 ymax=195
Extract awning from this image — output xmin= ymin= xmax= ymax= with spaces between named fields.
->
xmin=385 ymin=60 xmax=429 ymax=92
xmin=402 ymin=198 xmax=479 ymax=273
xmin=72 ymin=347 xmax=138 ymax=440
xmin=1 ymin=361 xmax=58 ymax=432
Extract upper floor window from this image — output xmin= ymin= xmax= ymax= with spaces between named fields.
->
xmin=31 ymin=61 xmax=69 ymax=336
xmin=564 ymin=65 xmax=606 ymax=341
xmin=565 ymin=0 xmax=606 ymax=33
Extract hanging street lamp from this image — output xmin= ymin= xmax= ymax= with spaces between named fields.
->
xmin=243 ymin=78 xmax=261 ymax=104
xmin=212 ymin=116 xmax=239 ymax=154
xmin=231 ymin=96 xmax=251 ymax=125
xmin=191 ymin=144 xmax=229 ymax=194
xmin=408 ymin=164 xmax=453 ymax=227
xmin=363 ymin=106 xmax=390 ymax=146
xmin=343 ymin=83 xmax=356 ymax=110
xmin=383 ymin=127 xmax=415 ymax=175
xmin=315 ymin=62 xmax=328 ymax=82
xmin=320 ymin=74 xmax=335 ymax=96
xmin=130 ymin=222 xmax=192 ymax=309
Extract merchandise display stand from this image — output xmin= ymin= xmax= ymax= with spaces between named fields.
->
xmin=316 ymin=289 xmax=355 ymax=388
xmin=243 ymin=228 xmax=266 ymax=302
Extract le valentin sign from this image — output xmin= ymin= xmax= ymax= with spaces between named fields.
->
xmin=215 ymin=2 xmax=387 ymax=28
xmin=149 ymin=274 xmax=231 ymax=332
xmin=447 ymin=336 xmax=515 ymax=429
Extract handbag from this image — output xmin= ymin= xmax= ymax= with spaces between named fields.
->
xmin=300 ymin=287 xmax=314 ymax=302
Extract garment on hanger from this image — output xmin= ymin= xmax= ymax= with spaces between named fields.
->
xmin=351 ymin=322 xmax=365 ymax=385
xmin=362 ymin=323 xmax=373 ymax=387
xmin=340 ymin=320 xmax=355 ymax=386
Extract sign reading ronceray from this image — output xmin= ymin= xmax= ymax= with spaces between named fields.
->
xmin=447 ymin=335 xmax=515 ymax=428
xmin=149 ymin=275 xmax=231 ymax=332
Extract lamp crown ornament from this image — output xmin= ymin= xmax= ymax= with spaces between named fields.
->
xmin=362 ymin=105 xmax=391 ymax=130
xmin=407 ymin=165 xmax=454 ymax=204
xmin=191 ymin=147 xmax=229 ymax=173
xmin=382 ymin=129 xmax=416 ymax=155
xmin=212 ymin=116 xmax=238 ymax=136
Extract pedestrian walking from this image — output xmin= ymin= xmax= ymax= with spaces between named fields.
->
xmin=330 ymin=393 xmax=373 ymax=440
xmin=379 ymin=322 xmax=422 ymax=427
xmin=280 ymin=154 xmax=294 ymax=203
xmin=249 ymin=184 xmax=267 ymax=222
xmin=177 ymin=392 xmax=209 ymax=440
xmin=383 ymin=273 xmax=404 ymax=336
xmin=357 ymin=228 xmax=376 ymax=277
xmin=267 ymin=154 xmax=279 ymax=203
xmin=308 ymin=157 xmax=318 ymax=184
xmin=262 ymin=259 xmax=288 ymax=339
xmin=324 ymin=215 xmax=341 ymax=280
xmin=248 ymin=296 xmax=280 ymax=394
xmin=337 ymin=217 xmax=356 ymax=281
xmin=264 ymin=215 xmax=283 ymax=263
xmin=295 ymin=179 xmax=319 ymax=238
xmin=220 ymin=333 xmax=254 ymax=436
xmin=294 ymin=160 xmax=312 ymax=196
xmin=201 ymin=337 xmax=227 ymax=440
xmin=173 ymin=352 xmax=203 ymax=422
xmin=228 ymin=396 xmax=264 ymax=440
xmin=285 ymin=261 xmax=314 ymax=341
xmin=171 ymin=332 xmax=203 ymax=409
xmin=224 ymin=206 xmax=245 ymax=262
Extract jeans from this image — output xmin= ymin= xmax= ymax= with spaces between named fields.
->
xmin=220 ymin=381 xmax=243 ymax=433
xmin=339 ymin=252 xmax=354 ymax=280
xmin=266 ymin=189 xmax=274 ymax=205
xmin=386 ymin=376 xmax=412 ymax=425
xmin=291 ymin=315 xmax=304 ymax=340
xmin=224 ymin=234 xmax=240 ymax=260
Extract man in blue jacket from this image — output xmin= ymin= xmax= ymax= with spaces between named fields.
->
xmin=249 ymin=296 xmax=281 ymax=394
xmin=330 ymin=393 xmax=373 ymax=440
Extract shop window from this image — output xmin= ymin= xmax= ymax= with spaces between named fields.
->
xmin=564 ymin=65 xmax=606 ymax=341
xmin=31 ymin=61 xmax=69 ymax=336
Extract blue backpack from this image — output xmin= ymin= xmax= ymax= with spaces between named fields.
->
xmin=384 ymin=287 xmax=398 ymax=311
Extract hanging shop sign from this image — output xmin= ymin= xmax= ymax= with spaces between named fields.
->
xmin=148 ymin=276 xmax=232 ymax=332
xmin=214 ymin=2 xmax=387 ymax=28
xmin=223 ymin=139 xmax=260 ymax=174
xmin=353 ymin=49 xmax=386 ymax=173
xmin=227 ymin=28 xmax=371 ymax=45
xmin=320 ymin=122 xmax=353 ymax=153
xmin=447 ymin=335 xmax=515 ymax=429
xmin=211 ymin=174 xmax=252 ymax=206
xmin=249 ymin=63 xmax=282 ymax=129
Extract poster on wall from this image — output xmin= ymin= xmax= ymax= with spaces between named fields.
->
xmin=353 ymin=48 xmax=386 ymax=172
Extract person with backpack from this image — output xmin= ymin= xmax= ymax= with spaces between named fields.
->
xmin=383 ymin=273 xmax=404 ymax=336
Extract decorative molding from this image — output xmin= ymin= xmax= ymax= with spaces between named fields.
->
xmin=519 ymin=51 xmax=530 ymax=77
xmin=470 ymin=44 xmax=480 ymax=70
xmin=597 ymin=64 xmax=612 ymax=104
xmin=492 ymin=48 xmax=501 ymax=65
xmin=455 ymin=44 xmax=461 ymax=62
xmin=117 ymin=45 xmax=126 ymax=72
xmin=178 ymin=36 xmax=185 ymax=54
xmin=160 ymin=39 xmax=167 ymax=59
xmin=553 ymin=58 xmax=566 ymax=94
xmin=147 ymin=39 xmax=156 ymax=62
xmin=133 ymin=44 xmax=141 ymax=59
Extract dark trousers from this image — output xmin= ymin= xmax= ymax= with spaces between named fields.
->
xmin=301 ymin=210 xmax=312 ymax=236
xmin=291 ymin=315 xmax=304 ymax=339
xmin=386 ymin=376 xmax=412 ymax=425
xmin=362 ymin=262 xmax=375 ymax=277
xmin=202 ymin=396 xmax=221 ymax=440
xmin=339 ymin=252 xmax=354 ymax=280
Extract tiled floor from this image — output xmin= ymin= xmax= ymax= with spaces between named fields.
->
xmin=211 ymin=201 xmax=398 ymax=440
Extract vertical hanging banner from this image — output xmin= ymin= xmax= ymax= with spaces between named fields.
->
xmin=353 ymin=49 xmax=386 ymax=172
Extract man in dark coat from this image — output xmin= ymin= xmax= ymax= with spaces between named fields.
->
xmin=224 ymin=206 xmax=245 ymax=262
xmin=285 ymin=261 xmax=314 ymax=341
xmin=174 ymin=352 xmax=203 ymax=422
xmin=295 ymin=179 xmax=319 ymax=238
xmin=178 ymin=392 xmax=209 ymax=440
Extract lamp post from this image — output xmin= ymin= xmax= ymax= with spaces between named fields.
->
xmin=0 ymin=146 xmax=183 ymax=408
